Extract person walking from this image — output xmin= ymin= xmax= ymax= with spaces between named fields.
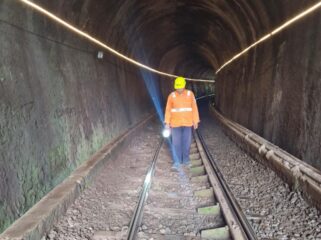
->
xmin=164 ymin=77 xmax=200 ymax=168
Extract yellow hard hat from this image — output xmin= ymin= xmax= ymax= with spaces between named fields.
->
xmin=174 ymin=77 xmax=186 ymax=89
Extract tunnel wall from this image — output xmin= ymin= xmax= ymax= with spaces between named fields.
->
xmin=215 ymin=10 xmax=321 ymax=170
xmin=0 ymin=1 xmax=153 ymax=232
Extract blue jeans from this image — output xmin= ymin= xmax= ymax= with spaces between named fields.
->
xmin=171 ymin=127 xmax=192 ymax=165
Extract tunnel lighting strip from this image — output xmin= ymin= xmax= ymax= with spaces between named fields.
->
xmin=215 ymin=1 xmax=321 ymax=74
xmin=18 ymin=0 xmax=321 ymax=83
xmin=19 ymin=0 xmax=214 ymax=83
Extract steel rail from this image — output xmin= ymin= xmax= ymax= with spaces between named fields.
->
xmin=126 ymin=138 xmax=164 ymax=240
xmin=196 ymin=130 xmax=258 ymax=240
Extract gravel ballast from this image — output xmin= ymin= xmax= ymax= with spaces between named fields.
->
xmin=200 ymin=112 xmax=321 ymax=239
xmin=43 ymin=109 xmax=321 ymax=239
xmin=43 ymin=121 xmax=161 ymax=240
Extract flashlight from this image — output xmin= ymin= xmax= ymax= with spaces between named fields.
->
xmin=162 ymin=128 xmax=171 ymax=138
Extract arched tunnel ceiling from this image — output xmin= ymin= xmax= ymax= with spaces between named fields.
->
xmin=32 ymin=0 xmax=316 ymax=78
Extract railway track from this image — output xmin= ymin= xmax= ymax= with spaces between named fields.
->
xmin=118 ymin=130 xmax=257 ymax=240
xmin=3 ymin=115 xmax=320 ymax=240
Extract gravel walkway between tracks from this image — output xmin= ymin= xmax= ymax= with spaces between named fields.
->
xmin=43 ymin=120 xmax=161 ymax=240
xmin=200 ymin=112 xmax=321 ymax=240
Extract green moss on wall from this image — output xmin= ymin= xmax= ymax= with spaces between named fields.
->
xmin=0 ymin=202 xmax=12 ymax=233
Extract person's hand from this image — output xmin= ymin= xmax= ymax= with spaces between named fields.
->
xmin=193 ymin=123 xmax=198 ymax=130
xmin=165 ymin=124 xmax=170 ymax=129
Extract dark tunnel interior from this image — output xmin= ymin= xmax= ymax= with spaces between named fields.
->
xmin=0 ymin=0 xmax=321 ymax=232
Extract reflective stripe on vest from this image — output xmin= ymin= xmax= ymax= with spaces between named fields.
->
xmin=172 ymin=92 xmax=176 ymax=98
xmin=171 ymin=107 xmax=192 ymax=112
xmin=187 ymin=90 xmax=191 ymax=96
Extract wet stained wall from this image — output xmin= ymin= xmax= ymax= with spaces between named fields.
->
xmin=0 ymin=0 xmax=155 ymax=231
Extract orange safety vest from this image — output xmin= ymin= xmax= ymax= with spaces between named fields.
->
xmin=164 ymin=89 xmax=200 ymax=127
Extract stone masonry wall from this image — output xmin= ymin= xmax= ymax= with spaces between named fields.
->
xmin=0 ymin=0 xmax=152 ymax=232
